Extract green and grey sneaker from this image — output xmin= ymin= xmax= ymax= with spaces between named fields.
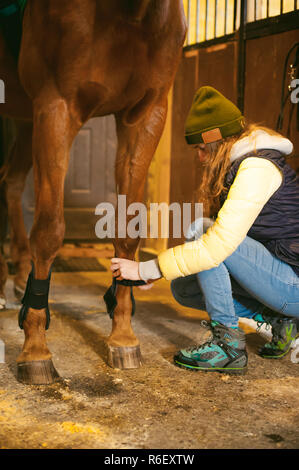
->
xmin=254 ymin=310 xmax=299 ymax=359
xmin=174 ymin=321 xmax=248 ymax=375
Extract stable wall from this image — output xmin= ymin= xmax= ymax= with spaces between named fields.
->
xmin=168 ymin=26 xmax=299 ymax=248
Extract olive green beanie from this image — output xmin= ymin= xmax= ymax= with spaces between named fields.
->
xmin=185 ymin=86 xmax=244 ymax=145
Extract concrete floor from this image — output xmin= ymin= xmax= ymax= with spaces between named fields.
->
xmin=0 ymin=249 xmax=299 ymax=449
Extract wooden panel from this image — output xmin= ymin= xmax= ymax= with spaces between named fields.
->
xmin=196 ymin=41 xmax=238 ymax=103
xmin=64 ymin=116 xmax=117 ymax=208
xmin=64 ymin=115 xmax=117 ymax=238
xmin=71 ymin=128 xmax=92 ymax=192
xmin=105 ymin=116 xmax=118 ymax=206
xmin=169 ymin=52 xmax=198 ymax=248
xmin=244 ymin=29 xmax=299 ymax=171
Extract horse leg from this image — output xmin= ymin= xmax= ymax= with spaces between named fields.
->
xmin=107 ymin=95 xmax=168 ymax=368
xmin=5 ymin=121 xmax=33 ymax=301
xmin=16 ymin=94 xmax=79 ymax=384
xmin=0 ymin=180 xmax=8 ymax=309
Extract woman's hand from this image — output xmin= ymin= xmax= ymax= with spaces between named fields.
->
xmin=110 ymin=258 xmax=156 ymax=290
xmin=110 ymin=258 xmax=141 ymax=281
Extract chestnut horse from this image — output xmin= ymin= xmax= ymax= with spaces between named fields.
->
xmin=0 ymin=0 xmax=186 ymax=383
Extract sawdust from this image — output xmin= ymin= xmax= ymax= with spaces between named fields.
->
xmin=61 ymin=421 xmax=104 ymax=436
xmin=0 ymin=270 xmax=298 ymax=449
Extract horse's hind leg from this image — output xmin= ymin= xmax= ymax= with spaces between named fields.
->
xmin=15 ymin=94 xmax=80 ymax=385
xmin=5 ymin=121 xmax=33 ymax=301
xmin=107 ymin=94 xmax=168 ymax=368
xmin=0 ymin=180 xmax=8 ymax=310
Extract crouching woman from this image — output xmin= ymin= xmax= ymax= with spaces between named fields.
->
xmin=110 ymin=86 xmax=299 ymax=375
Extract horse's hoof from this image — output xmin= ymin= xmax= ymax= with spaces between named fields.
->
xmin=14 ymin=285 xmax=25 ymax=302
xmin=106 ymin=344 xmax=142 ymax=369
xmin=17 ymin=359 xmax=60 ymax=385
xmin=0 ymin=296 xmax=6 ymax=310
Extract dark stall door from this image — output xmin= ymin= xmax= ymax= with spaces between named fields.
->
xmin=22 ymin=116 xmax=117 ymax=240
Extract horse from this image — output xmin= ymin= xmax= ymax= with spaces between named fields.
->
xmin=0 ymin=0 xmax=186 ymax=384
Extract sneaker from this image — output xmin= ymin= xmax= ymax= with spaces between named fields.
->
xmin=254 ymin=310 xmax=299 ymax=359
xmin=174 ymin=321 xmax=248 ymax=375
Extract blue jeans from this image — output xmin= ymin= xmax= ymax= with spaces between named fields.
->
xmin=171 ymin=236 xmax=299 ymax=328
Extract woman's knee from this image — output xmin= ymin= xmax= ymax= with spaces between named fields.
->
xmin=170 ymin=278 xmax=186 ymax=305
xmin=171 ymin=275 xmax=203 ymax=307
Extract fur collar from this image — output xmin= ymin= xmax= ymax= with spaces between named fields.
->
xmin=230 ymin=130 xmax=293 ymax=163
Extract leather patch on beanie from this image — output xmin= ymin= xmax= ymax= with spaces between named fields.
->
xmin=202 ymin=128 xmax=222 ymax=143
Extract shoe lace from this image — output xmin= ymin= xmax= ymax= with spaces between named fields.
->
xmin=257 ymin=317 xmax=286 ymax=346
xmin=187 ymin=321 xmax=219 ymax=353
xmin=187 ymin=338 xmax=215 ymax=353
xmin=256 ymin=320 xmax=272 ymax=332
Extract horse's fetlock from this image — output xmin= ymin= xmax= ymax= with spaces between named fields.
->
xmin=23 ymin=307 xmax=48 ymax=329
